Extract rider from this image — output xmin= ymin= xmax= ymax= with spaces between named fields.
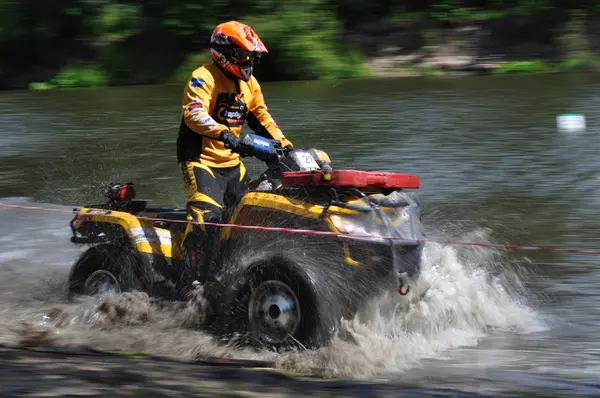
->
xmin=176 ymin=20 xmax=293 ymax=283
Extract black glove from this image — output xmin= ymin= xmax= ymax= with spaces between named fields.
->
xmin=220 ymin=130 xmax=240 ymax=151
xmin=220 ymin=131 xmax=254 ymax=157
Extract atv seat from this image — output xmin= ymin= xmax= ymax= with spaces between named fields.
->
xmin=157 ymin=211 xmax=189 ymax=221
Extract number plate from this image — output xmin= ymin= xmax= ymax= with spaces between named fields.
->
xmin=294 ymin=151 xmax=320 ymax=171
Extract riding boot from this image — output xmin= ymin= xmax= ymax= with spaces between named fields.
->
xmin=182 ymin=225 xmax=220 ymax=285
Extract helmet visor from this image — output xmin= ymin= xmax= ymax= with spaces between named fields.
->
xmin=231 ymin=49 xmax=256 ymax=63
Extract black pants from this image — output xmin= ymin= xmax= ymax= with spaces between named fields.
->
xmin=180 ymin=161 xmax=249 ymax=281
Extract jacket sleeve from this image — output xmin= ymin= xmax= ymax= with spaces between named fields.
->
xmin=247 ymin=79 xmax=293 ymax=148
xmin=182 ymin=71 xmax=227 ymax=139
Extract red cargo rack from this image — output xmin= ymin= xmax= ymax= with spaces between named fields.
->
xmin=281 ymin=170 xmax=420 ymax=190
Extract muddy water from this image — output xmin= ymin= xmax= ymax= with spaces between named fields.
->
xmin=2 ymin=73 xmax=600 ymax=395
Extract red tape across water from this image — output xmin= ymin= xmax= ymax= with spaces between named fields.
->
xmin=2 ymin=202 xmax=600 ymax=255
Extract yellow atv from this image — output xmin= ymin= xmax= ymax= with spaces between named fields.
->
xmin=67 ymin=134 xmax=424 ymax=350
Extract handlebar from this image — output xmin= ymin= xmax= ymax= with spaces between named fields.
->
xmin=230 ymin=133 xmax=290 ymax=164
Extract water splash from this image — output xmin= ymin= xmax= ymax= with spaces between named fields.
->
xmin=273 ymin=232 xmax=546 ymax=379
xmin=0 ymin=199 xmax=545 ymax=379
xmin=1 ymin=223 xmax=545 ymax=380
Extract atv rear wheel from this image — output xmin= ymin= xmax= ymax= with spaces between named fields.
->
xmin=68 ymin=243 xmax=152 ymax=298
xmin=224 ymin=260 xmax=341 ymax=350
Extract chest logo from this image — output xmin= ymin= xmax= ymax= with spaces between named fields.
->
xmin=213 ymin=92 xmax=248 ymax=128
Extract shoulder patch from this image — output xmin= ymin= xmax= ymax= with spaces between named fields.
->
xmin=190 ymin=78 xmax=205 ymax=88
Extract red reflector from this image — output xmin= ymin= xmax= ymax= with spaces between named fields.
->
xmin=281 ymin=170 xmax=420 ymax=190
xmin=119 ymin=184 xmax=136 ymax=201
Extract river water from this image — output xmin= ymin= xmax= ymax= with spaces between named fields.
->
xmin=1 ymin=73 xmax=600 ymax=396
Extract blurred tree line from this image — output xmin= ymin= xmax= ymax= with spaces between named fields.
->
xmin=0 ymin=0 xmax=598 ymax=89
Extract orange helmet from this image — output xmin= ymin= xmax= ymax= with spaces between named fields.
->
xmin=209 ymin=21 xmax=268 ymax=81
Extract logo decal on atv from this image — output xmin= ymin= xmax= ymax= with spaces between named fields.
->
xmin=86 ymin=209 xmax=112 ymax=215
xmin=130 ymin=227 xmax=172 ymax=246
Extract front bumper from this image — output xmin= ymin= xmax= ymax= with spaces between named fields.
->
xmin=339 ymin=236 xmax=423 ymax=289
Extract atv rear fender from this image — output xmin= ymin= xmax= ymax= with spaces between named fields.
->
xmin=72 ymin=207 xmax=174 ymax=248
xmin=70 ymin=207 xmax=183 ymax=276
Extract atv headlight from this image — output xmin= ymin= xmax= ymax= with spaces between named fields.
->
xmin=329 ymin=214 xmax=381 ymax=237
xmin=330 ymin=207 xmax=420 ymax=240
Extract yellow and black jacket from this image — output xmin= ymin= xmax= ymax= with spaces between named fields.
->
xmin=177 ymin=63 xmax=292 ymax=168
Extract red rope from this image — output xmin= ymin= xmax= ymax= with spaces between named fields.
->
xmin=2 ymin=202 xmax=600 ymax=255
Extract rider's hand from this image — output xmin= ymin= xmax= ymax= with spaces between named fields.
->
xmin=220 ymin=131 xmax=241 ymax=151
xmin=220 ymin=131 xmax=254 ymax=157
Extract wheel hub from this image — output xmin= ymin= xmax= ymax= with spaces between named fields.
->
xmin=248 ymin=280 xmax=301 ymax=345
xmin=83 ymin=270 xmax=121 ymax=296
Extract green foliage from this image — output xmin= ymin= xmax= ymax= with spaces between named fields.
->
xmin=496 ymin=60 xmax=549 ymax=74
xmin=242 ymin=4 xmax=367 ymax=80
xmin=169 ymin=53 xmax=214 ymax=84
xmin=94 ymin=3 xmax=142 ymax=42
xmin=28 ymin=66 xmax=109 ymax=90
xmin=28 ymin=82 xmax=55 ymax=91
xmin=51 ymin=66 xmax=110 ymax=88
xmin=559 ymin=57 xmax=600 ymax=71
xmin=0 ymin=0 xmax=599 ymax=89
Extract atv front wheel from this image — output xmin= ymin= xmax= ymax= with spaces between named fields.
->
xmin=248 ymin=279 xmax=302 ymax=345
xmin=68 ymin=243 xmax=152 ymax=298
xmin=83 ymin=269 xmax=122 ymax=295
xmin=224 ymin=260 xmax=341 ymax=350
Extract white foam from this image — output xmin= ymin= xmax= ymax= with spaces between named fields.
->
xmin=276 ymin=232 xmax=546 ymax=379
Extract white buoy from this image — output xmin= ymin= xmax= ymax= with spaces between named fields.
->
xmin=557 ymin=114 xmax=586 ymax=132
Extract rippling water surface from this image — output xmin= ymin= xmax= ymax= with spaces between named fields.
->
xmin=2 ymin=73 xmax=600 ymax=396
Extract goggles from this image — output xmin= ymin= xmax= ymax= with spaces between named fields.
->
xmin=230 ymin=49 xmax=257 ymax=63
